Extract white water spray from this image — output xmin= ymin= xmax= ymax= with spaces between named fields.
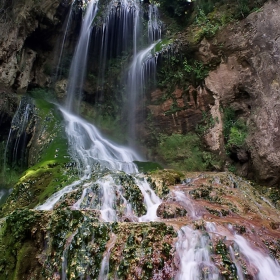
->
xmin=66 ymin=0 xmax=99 ymax=111
xmin=175 ymin=226 xmax=220 ymax=280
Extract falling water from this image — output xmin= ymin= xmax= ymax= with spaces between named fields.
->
xmin=137 ymin=176 xmax=161 ymax=222
xmin=148 ymin=4 xmax=161 ymax=42
xmin=98 ymin=233 xmax=117 ymax=280
xmin=3 ymin=97 xmax=33 ymax=170
xmin=175 ymin=226 xmax=220 ymax=280
xmin=127 ymin=42 xmax=158 ymax=143
xmin=33 ymin=0 xmax=280 ymax=279
xmin=61 ymin=107 xmax=139 ymax=174
xmin=54 ymin=1 xmax=74 ymax=82
xmin=66 ymin=0 xmax=98 ymax=111
xmin=93 ymin=0 xmax=140 ymax=95
xmin=126 ymin=3 xmax=161 ymax=144
xmin=234 ymin=235 xmax=280 ymax=279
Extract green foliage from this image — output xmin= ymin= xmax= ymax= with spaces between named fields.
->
xmin=183 ymin=59 xmax=209 ymax=82
xmin=222 ymin=107 xmax=248 ymax=150
xmin=28 ymin=87 xmax=56 ymax=101
xmin=157 ymin=56 xmax=209 ymax=96
xmin=223 ymin=107 xmax=235 ymax=140
xmin=156 ymin=133 xmax=220 ymax=171
xmin=133 ymin=161 xmax=163 ymax=173
xmin=194 ymin=0 xmax=220 ymax=14
xmin=196 ymin=111 xmax=218 ymax=136
xmin=194 ymin=8 xmax=220 ymax=40
xmin=194 ymin=0 xmax=266 ymax=19
xmin=226 ymin=119 xmax=248 ymax=148
xmin=156 ymin=0 xmax=192 ymax=18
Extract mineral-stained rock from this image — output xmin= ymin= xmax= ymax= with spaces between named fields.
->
xmin=146 ymin=85 xmax=214 ymax=135
xmin=200 ymin=1 xmax=280 ymax=186
xmin=156 ymin=202 xmax=187 ymax=219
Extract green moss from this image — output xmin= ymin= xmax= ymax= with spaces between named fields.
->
xmin=110 ymin=222 xmax=177 ymax=279
xmin=13 ymin=241 xmax=41 ymax=280
xmin=0 ymin=209 xmax=44 ymax=280
xmin=222 ymin=107 xmax=248 ymax=151
xmin=119 ymin=174 xmax=147 ymax=216
xmin=156 ymin=133 xmax=220 ymax=171
xmin=133 ymin=161 xmax=163 ymax=173
xmin=215 ymin=240 xmax=238 ymax=278
xmin=152 ymin=38 xmax=174 ymax=54
xmin=0 ymin=92 xmax=78 ymax=216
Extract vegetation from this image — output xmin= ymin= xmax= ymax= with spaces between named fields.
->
xmin=157 ymin=56 xmax=209 ymax=97
xmin=0 ymin=90 xmax=79 ymax=216
xmin=222 ymin=107 xmax=248 ymax=151
xmin=156 ymin=133 xmax=221 ymax=171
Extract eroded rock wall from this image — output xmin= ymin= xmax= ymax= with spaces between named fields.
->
xmin=202 ymin=0 xmax=280 ymax=185
xmin=0 ymin=0 xmax=70 ymax=92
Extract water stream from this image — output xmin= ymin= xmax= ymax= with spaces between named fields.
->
xmin=34 ymin=0 xmax=280 ymax=279
xmin=66 ymin=0 xmax=98 ymax=111
xmin=3 ymin=97 xmax=33 ymax=171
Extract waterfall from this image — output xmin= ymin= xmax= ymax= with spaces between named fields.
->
xmin=54 ymin=1 xmax=74 ymax=82
xmin=234 ymin=235 xmax=280 ymax=279
xmin=127 ymin=42 xmax=158 ymax=143
xmin=65 ymin=0 xmax=98 ymax=111
xmin=93 ymin=0 xmax=140 ymax=96
xmin=125 ymin=3 xmax=161 ymax=144
xmin=175 ymin=226 xmax=220 ymax=280
xmin=61 ymin=106 xmax=139 ymax=175
xmin=148 ymin=4 xmax=161 ymax=42
xmin=3 ymin=97 xmax=34 ymax=170
xmin=32 ymin=1 xmax=280 ymax=279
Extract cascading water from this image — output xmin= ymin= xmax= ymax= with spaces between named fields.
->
xmin=126 ymin=42 xmax=158 ymax=143
xmin=148 ymin=4 xmax=161 ymax=43
xmin=33 ymin=1 xmax=280 ymax=279
xmin=126 ymin=3 xmax=161 ymax=144
xmin=92 ymin=0 xmax=140 ymax=96
xmin=65 ymin=0 xmax=98 ymax=111
xmin=54 ymin=1 xmax=74 ymax=82
xmin=3 ymin=97 xmax=34 ymax=170
xmin=175 ymin=226 xmax=220 ymax=280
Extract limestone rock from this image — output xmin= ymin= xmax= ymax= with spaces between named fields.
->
xmin=0 ymin=0 xmax=65 ymax=91
xmin=147 ymin=86 xmax=214 ymax=135
xmin=55 ymin=79 xmax=67 ymax=99
xmin=202 ymin=1 xmax=280 ymax=185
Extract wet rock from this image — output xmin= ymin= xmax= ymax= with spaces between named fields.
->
xmin=54 ymin=79 xmax=67 ymax=99
xmin=157 ymin=202 xmax=187 ymax=219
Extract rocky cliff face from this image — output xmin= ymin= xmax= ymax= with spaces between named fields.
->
xmin=202 ymin=0 xmax=280 ymax=186
xmin=1 ymin=0 xmax=280 ymax=187
xmin=144 ymin=0 xmax=280 ymax=187
xmin=0 ymin=0 xmax=69 ymax=92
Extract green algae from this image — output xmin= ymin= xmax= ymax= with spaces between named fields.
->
xmin=152 ymin=38 xmax=174 ymax=55
xmin=133 ymin=161 xmax=163 ymax=173
xmin=109 ymin=222 xmax=177 ymax=279
xmin=118 ymin=174 xmax=147 ymax=216
xmin=0 ymin=208 xmax=178 ymax=280
xmin=0 ymin=96 xmax=77 ymax=216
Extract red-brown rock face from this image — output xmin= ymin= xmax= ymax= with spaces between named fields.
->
xmin=202 ymin=1 xmax=280 ymax=185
